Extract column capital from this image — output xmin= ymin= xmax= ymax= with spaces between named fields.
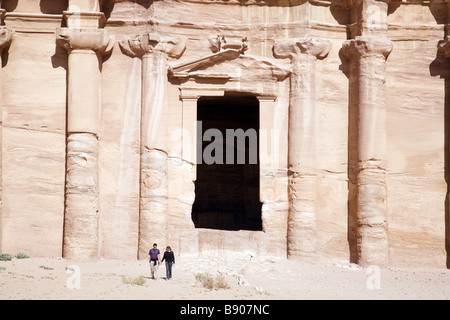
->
xmin=342 ymin=36 xmax=393 ymax=60
xmin=273 ymin=37 xmax=331 ymax=60
xmin=0 ymin=26 xmax=12 ymax=50
xmin=119 ymin=33 xmax=186 ymax=60
xmin=56 ymin=27 xmax=114 ymax=55
xmin=439 ymin=28 xmax=450 ymax=59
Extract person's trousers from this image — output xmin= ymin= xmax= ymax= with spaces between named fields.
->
xmin=165 ymin=261 xmax=173 ymax=280
xmin=150 ymin=260 xmax=159 ymax=279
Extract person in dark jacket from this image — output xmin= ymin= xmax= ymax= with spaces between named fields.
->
xmin=161 ymin=246 xmax=175 ymax=280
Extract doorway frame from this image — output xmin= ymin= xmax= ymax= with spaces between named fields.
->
xmin=179 ymin=83 xmax=286 ymax=233
xmin=193 ymin=94 xmax=263 ymax=231
xmin=167 ymin=48 xmax=290 ymax=256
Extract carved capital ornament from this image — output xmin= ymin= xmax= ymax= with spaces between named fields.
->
xmin=0 ymin=26 xmax=12 ymax=50
xmin=119 ymin=33 xmax=186 ymax=59
xmin=56 ymin=27 xmax=115 ymax=55
xmin=273 ymin=37 xmax=331 ymax=60
xmin=342 ymin=36 xmax=393 ymax=60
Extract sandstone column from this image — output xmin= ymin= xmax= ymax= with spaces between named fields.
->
xmin=119 ymin=34 xmax=185 ymax=259
xmin=56 ymin=15 xmax=113 ymax=260
xmin=273 ymin=38 xmax=331 ymax=259
xmin=0 ymin=9 xmax=11 ymax=253
xmin=439 ymin=1 xmax=450 ymax=269
xmin=342 ymin=0 xmax=392 ymax=267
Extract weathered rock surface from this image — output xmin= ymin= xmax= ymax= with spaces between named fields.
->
xmin=0 ymin=0 xmax=448 ymax=268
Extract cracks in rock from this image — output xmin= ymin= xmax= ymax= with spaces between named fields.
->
xmin=142 ymin=147 xmax=195 ymax=166
xmin=4 ymin=124 xmax=65 ymax=135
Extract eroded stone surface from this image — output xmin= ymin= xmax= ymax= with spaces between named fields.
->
xmin=0 ymin=0 xmax=447 ymax=268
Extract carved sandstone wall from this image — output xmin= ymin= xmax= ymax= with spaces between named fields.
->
xmin=0 ymin=0 xmax=448 ymax=268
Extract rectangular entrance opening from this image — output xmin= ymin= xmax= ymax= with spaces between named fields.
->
xmin=192 ymin=95 xmax=262 ymax=231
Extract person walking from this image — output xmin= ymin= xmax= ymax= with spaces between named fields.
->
xmin=148 ymin=243 xmax=161 ymax=279
xmin=161 ymin=246 xmax=175 ymax=280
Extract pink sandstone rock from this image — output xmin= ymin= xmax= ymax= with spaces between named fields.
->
xmin=0 ymin=0 xmax=448 ymax=269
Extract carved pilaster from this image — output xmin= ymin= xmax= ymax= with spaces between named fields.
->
xmin=441 ymin=4 xmax=450 ymax=268
xmin=0 ymin=22 xmax=10 ymax=254
xmin=120 ymin=33 xmax=186 ymax=259
xmin=273 ymin=37 xmax=331 ymax=260
xmin=57 ymin=27 xmax=114 ymax=261
xmin=342 ymin=35 xmax=392 ymax=267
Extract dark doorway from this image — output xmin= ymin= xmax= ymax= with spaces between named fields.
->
xmin=192 ymin=95 xmax=262 ymax=231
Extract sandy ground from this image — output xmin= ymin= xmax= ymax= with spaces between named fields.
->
xmin=1 ymin=255 xmax=450 ymax=300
